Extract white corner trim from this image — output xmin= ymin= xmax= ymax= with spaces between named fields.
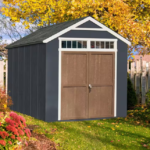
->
xmin=43 ymin=16 xmax=131 ymax=46
xmin=72 ymin=28 xmax=106 ymax=31
xmin=114 ymin=50 xmax=117 ymax=117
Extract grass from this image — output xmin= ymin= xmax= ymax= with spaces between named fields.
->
xmin=16 ymin=107 xmax=150 ymax=150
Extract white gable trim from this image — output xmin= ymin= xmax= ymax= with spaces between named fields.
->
xmin=43 ymin=16 xmax=131 ymax=46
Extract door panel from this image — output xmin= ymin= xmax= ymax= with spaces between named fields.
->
xmin=62 ymin=53 xmax=87 ymax=85
xmin=89 ymin=54 xmax=113 ymax=85
xmin=61 ymin=52 xmax=88 ymax=120
xmin=89 ymin=53 xmax=115 ymax=118
xmin=61 ymin=87 xmax=87 ymax=120
xmin=89 ymin=86 xmax=114 ymax=118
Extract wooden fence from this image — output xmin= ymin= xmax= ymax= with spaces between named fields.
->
xmin=128 ymin=58 xmax=150 ymax=104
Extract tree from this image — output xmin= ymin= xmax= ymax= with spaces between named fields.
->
xmin=0 ymin=36 xmax=7 ymax=59
xmin=1 ymin=0 xmax=150 ymax=56
xmin=0 ymin=3 xmax=39 ymax=43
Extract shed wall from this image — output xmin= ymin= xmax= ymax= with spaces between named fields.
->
xmin=45 ymin=30 xmax=127 ymax=121
xmin=45 ymin=40 xmax=59 ymax=122
xmin=61 ymin=30 xmax=127 ymax=118
xmin=8 ymin=44 xmax=46 ymax=120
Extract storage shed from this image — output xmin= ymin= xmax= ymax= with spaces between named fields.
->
xmin=7 ymin=16 xmax=131 ymax=122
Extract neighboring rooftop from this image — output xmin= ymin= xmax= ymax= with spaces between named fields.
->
xmin=134 ymin=55 xmax=150 ymax=62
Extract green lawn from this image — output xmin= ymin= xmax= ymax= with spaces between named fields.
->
xmin=17 ymin=108 xmax=150 ymax=150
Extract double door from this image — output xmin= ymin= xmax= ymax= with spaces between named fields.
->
xmin=61 ymin=52 xmax=115 ymax=120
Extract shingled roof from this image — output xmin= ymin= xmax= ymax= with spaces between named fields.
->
xmin=6 ymin=17 xmax=88 ymax=49
xmin=6 ymin=16 xmax=131 ymax=49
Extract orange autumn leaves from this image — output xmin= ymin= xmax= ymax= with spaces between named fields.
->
xmin=1 ymin=0 xmax=150 ymax=54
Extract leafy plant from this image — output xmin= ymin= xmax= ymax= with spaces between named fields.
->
xmin=0 ymin=112 xmax=31 ymax=150
xmin=0 ymin=88 xmax=13 ymax=117
xmin=146 ymin=90 xmax=150 ymax=109
xmin=127 ymin=74 xmax=137 ymax=109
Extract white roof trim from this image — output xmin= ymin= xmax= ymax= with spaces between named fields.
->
xmin=43 ymin=16 xmax=131 ymax=46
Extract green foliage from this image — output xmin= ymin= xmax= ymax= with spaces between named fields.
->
xmin=127 ymin=74 xmax=137 ymax=109
xmin=146 ymin=90 xmax=150 ymax=109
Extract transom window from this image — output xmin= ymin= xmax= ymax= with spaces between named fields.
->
xmin=62 ymin=41 xmax=87 ymax=48
xmin=60 ymin=38 xmax=117 ymax=50
xmin=91 ymin=41 xmax=114 ymax=49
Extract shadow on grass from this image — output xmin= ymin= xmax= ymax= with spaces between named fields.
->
xmin=50 ymin=121 xmax=147 ymax=150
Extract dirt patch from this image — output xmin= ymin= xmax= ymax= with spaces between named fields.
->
xmin=22 ymin=125 xmax=57 ymax=150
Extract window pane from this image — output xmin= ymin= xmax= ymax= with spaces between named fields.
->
xmin=67 ymin=41 xmax=71 ymax=48
xmin=96 ymin=41 xmax=100 ymax=48
xmin=101 ymin=42 xmax=104 ymax=48
xmin=78 ymin=41 xmax=82 ymax=48
xmin=62 ymin=41 xmax=66 ymax=48
xmin=72 ymin=41 xmax=76 ymax=48
xmin=110 ymin=42 xmax=114 ymax=48
xmin=91 ymin=41 xmax=95 ymax=48
xmin=106 ymin=42 xmax=109 ymax=48
xmin=83 ymin=41 xmax=87 ymax=48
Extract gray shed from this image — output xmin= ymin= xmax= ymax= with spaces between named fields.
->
xmin=7 ymin=16 xmax=131 ymax=122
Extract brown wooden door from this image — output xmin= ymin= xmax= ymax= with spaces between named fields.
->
xmin=61 ymin=52 xmax=89 ymax=120
xmin=88 ymin=52 xmax=115 ymax=118
xmin=61 ymin=52 xmax=115 ymax=120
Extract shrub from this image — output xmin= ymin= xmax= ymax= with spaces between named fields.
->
xmin=0 ymin=88 xmax=31 ymax=149
xmin=127 ymin=73 xmax=137 ymax=109
xmin=0 ymin=111 xmax=31 ymax=150
xmin=0 ymin=87 xmax=13 ymax=114
xmin=146 ymin=90 xmax=150 ymax=109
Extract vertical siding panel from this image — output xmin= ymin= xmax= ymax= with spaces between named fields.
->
xmin=46 ymin=40 xmax=58 ymax=121
xmin=12 ymin=48 xmax=19 ymax=111
xmin=8 ymin=49 xmax=13 ymax=110
xmin=30 ymin=45 xmax=38 ymax=118
xmin=18 ymin=47 xmax=24 ymax=113
xmin=38 ymin=44 xmax=46 ymax=120
xmin=24 ymin=46 xmax=31 ymax=116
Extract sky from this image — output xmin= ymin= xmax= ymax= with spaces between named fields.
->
xmin=0 ymin=0 xmax=13 ymax=43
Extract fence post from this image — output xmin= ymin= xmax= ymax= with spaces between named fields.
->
xmin=127 ymin=61 xmax=129 ymax=73
xmin=6 ymin=60 xmax=8 ymax=94
xmin=136 ymin=59 xmax=141 ymax=103
xmin=131 ymin=62 xmax=135 ymax=88
xmin=148 ymin=62 xmax=150 ymax=91
xmin=142 ymin=61 xmax=146 ymax=105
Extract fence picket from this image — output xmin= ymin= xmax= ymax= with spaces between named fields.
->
xmin=131 ymin=62 xmax=135 ymax=87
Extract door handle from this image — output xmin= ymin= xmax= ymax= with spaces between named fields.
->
xmin=89 ymin=84 xmax=92 ymax=89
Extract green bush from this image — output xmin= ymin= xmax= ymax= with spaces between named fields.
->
xmin=146 ymin=90 xmax=150 ymax=109
xmin=127 ymin=73 xmax=137 ymax=109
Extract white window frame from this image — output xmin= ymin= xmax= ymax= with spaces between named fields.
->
xmin=59 ymin=37 xmax=117 ymax=51
xmin=58 ymin=38 xmax=118 ymax=120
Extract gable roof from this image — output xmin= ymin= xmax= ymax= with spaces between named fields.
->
xmin=6 ymin=16 xmax=131 ymax=49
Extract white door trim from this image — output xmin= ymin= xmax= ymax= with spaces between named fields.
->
xmin=58 ymin=38 xmax=117 ymax=120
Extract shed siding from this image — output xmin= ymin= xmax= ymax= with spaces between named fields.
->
xmin=24 ymin=46 xmax=31 ymax=116
xmin=18 ymin=47 xmax=24 ymax=113
xmin=46 ymin=40 xmax=59 ymax=122
xmin=8 ymin=49 xmax=13 ymax=110
xmin=77 ymin=20 xmax=102 ymax=28
xmin=8 ymin=44 xmax=46 ymax=120
xmin=117 ymin=42 xmax=127 ymax=117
